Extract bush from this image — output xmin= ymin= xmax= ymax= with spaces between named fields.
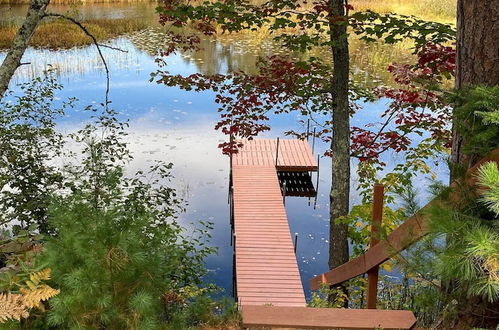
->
xmin=0 ymin=74 xmax=70 ymax=233
xmin=43 ymin=169 xmax=214 ymax=329
xmin=0 ymin=74 xmax=231 ymax=329
xmin=40 ymin=102 xmax=217 ymax=328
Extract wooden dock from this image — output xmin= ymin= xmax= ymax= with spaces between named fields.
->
xmin=231 ymin=139 xmax=317 ymax=307
xmin=230 ymin=138 xmax=417 ymax=329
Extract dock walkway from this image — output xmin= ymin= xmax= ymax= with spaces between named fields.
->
xmin=231 ymin=139 xmax=317 ymax=307
xmin=229 ymin=138 xmax=417 ymax=329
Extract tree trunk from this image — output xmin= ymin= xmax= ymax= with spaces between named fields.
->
xmin=328 ymin=0 xmax=350 ymax=301
xmin=450 ymin=1 xmax=499 ymax=328
xmin=451 ymin=0 xmax=499 ymax=169
xmin=0 ymin=0 xmax=49 ymax=100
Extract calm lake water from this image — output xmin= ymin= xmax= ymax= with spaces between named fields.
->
xmin=0 ymin=2 xmax=448 ymax=299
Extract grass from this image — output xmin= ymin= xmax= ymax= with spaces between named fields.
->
xmin=351 ymin=0 xmax=457 ymax=23
xmin=0 ymin=0 xmax=153 ymax=3
xmin=1 ymin=0 xmax=456 ymax=23
xmin=0 ymin=18 xmax=148 ymax=49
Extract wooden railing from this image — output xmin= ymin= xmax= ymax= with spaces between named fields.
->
xmin=310 ymin=148 xmax=499 ymax=292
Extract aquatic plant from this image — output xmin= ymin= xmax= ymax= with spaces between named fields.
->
xmin=0 ymin=18 xmax=148 ymax=50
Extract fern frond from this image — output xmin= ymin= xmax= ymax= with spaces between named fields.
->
xmin=0 ymin=292 xmax=29 ymax=323
xmin=29 ymin=268 xmax=52 ymax=286
xmin=20 ymin=285 xmax=60 ymax=309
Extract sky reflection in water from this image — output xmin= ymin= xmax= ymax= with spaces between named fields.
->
xmin=0 ymin=12 xmax=449 ymax=299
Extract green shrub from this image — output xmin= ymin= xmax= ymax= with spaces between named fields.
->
xmin=0 ymin=74 xmax=70 ymax=233
xmin=40 ymin=105 xmax=217 ymax=328
xmin=0 ymin=74 xmax=230 ymax=329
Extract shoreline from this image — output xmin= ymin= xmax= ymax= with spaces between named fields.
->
xmin=0 ymin=18 xmax=149 ymax=50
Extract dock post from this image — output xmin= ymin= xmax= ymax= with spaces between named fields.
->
xmin=283 ymin=181 xmax=286 ymax=205
xmin=275 ymin=137 xmax=280 ymax=167
xmin=306 ymin=119 xmax=310 ymax=141
xmin=294 ymin=233 xmax=298 ymax=254
xmin=229 ymin=186 xmax=234 ymax=229
xmin=367 ymin=184 xmax=384 ymax=309
xmin=228 ymin=133 xmax=233 ymax=204
xmin=314 ymin=154 xmax=320 ymax=209
xmin=312 ymin=127 xmax=316 ymax=154
xmin=232 ymin=232 xmax=237 ymax=300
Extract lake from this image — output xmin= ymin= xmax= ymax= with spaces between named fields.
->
xmin=0 ymin=1 xmax=449 ymax=300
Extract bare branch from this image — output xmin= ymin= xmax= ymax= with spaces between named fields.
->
xmin=98 ymin=44 xmax=128 ymax=53
xmin=43 ymin=12 xmax=114 ymax=109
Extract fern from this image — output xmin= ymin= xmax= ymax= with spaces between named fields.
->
xmin=0 ymin=293 xmax=29 ymax=323
xmin=20 ymin=285 xmax=60 ymax=309
xmin=26 ymin=268 xmax=52 ymax=290
xmin=0 ymin=268 xmax=59 ymax=324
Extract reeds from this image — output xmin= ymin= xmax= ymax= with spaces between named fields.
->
xmin=351 ymin=0 xmax=456 ymax=23
xmin=0 ymin=18 xmax=148 ymax=49
xmin=0 ymin=0 xmax=154 ymax=4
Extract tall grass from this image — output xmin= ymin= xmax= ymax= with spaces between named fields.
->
xmin=351 ymin=0 xmax=456 ymax=23
xmin=0 ymin=18 xmax=148 ymax=49
xmin=0 ymin=0 xmax=154 ymax=4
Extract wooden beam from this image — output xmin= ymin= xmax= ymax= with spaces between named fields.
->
xmin=367 ymin=184 xmax=384 ymax=309
xmin=310 ymin=148 xmax=499 ymax=290
xmin=241 ymin=305 xmax=417 ymax=329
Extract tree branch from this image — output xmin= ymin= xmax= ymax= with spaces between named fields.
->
xmin=0 ymin=0 xmax=50 ymax=100
xmin=43 ymin=12 xmax=112 ymax=109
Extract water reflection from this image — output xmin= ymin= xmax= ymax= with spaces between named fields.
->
xmin=0 ymin=2 xmax=447 ymax=299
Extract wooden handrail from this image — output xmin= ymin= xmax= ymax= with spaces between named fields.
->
xmin=310 ymin=148 xmax=499 ymax=291
xmin=241 ymin=305 xmax=417 ymax=329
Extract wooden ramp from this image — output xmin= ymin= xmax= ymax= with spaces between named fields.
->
xmin=309 ymin=148 xmax=499 ymax=290
xmin=231 ymin=139 xmax=317 ymax=307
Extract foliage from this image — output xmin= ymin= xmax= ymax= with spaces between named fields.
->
xmin=0 ymin=293 xmax=28 ymax=323
xmin=452 ymin=85 xmax=499 ymax=158
xmin=0 ymin=76 xmax=232 ymax=329
xmin=0 ymin=73 xmax=70 ymax=233
xmin=153 ymin=1 xmax=455 ymax=201
xmin=0 ymin=228 xmax=59 ymax=325
xmin=477 ymin=162 xmax=499 ymax=216
xmin=353 ymin=42 xmax=455 ymax=199
xmin=36 ymin=105 xmax=218 ymax=329
xmin=336 ymin=198 xmax=406 ymax=257
xmin=394 ymin=166 xmax=499 ymax=327
xmin=350 ymin=10 xmax=455 ymax=49
xmin=309 ymin=283 xmax=351 ymax=308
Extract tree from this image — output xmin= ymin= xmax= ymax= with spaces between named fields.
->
xmin=327 ymin=0 xmax=351 ymax=284
xmin=0 ymin=0 xmax=116 ymax=102
xmin=0 ymin=0 xmax=49 ymax=99
xmin=451 ymin=0 xmax=499 ymax=169
xmin=153 ymin=1 xmax=456 ymax=303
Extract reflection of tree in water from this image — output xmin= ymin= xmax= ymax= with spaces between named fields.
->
xmin=1 ymin=16 xmax=417 ymax=88
xmin=128 ymin=26 xmax=280 ymax=75
xmin=129 ymin=26 xmax=415 ymax=88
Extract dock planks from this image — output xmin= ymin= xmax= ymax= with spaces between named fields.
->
xmin=230 ymin=138 xmax=417 ymax=329
xmin=231 ymin=139 xmax=317 ymax=307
